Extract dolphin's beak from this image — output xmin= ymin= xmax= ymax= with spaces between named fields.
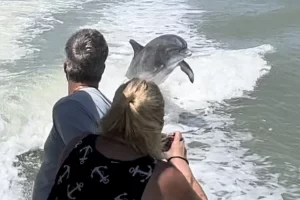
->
xmin=180 ymin=48 xmax=192 ymax=56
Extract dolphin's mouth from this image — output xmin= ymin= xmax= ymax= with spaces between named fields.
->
xmin=180 ymin=48 xmax=192 ymax=57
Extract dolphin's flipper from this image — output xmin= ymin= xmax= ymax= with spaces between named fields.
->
xmin=179 ymin=60 xmax=194 ymax=83
xmin=129 ymin=39 xmax=144 ymax=57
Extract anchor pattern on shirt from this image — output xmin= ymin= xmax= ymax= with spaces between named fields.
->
xmin=79 ymin=145 xmax=93 ymax=165
xmin=114 ymin=192 xmax=136 ymax=200
xmin=74 ymin=140 xmax=82 ymax=149
xmin=129 ymin=165 xmax=153 ymax=182
xmin=57 ymin=165 xmax=70 ymax=185
xmin=91 ymin=165 xmax=110 ymax=184
xmin=67 ymin=182 xmax=84 ymax=200
xmin=114 ymin=192 xmax=131 ymax=200
xmin=50 ymin=135 xmax=156 ymax=200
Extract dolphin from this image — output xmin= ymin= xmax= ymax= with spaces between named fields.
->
xmin=125 ymin=34 xmax=194 ymax=85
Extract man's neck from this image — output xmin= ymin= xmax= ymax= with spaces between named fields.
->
xmin=68 ymin=81 xmax=99 ymax=95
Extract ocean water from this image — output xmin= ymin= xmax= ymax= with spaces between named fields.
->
xmin=0 ymin=0 xmax=299 ymax=199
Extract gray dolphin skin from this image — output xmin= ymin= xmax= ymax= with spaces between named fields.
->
xmin=125 ymin=34 xmax=194 ymax=85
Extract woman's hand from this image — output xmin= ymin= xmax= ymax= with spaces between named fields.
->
xmin=165 ymin=131 xmax=187 ymax=160
xmin=164 ymin=131 xmax=193 ymax=184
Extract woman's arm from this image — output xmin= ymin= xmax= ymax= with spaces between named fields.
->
xmin=157 ymin=162 xmax=207 ymax=200
xmin=162 ymin=132 xmax=208 ymax=200
xmin=169 ymin=158 xmax=208 ymax=200
xmin=191 ymin=175 xmax=208 ymax=200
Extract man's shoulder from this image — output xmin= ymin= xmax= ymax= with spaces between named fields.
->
xmin=53 ymin=94 xmax=79 ymax=110
xmin=52 ymin=92 xmax=88 ymax=115
xmin=53 ymin=87 xmax=111 ymax=116
xmin=55 ymin=88 xmax=107 ymax=105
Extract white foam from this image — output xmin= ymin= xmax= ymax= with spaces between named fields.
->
xmin=162 ymin=44 xmax=275 ymax=110
xmin=0 ymin=69 xmax=66 ymax=199
xmin=185 ymin=113 xmax=286 ymax=199
xmin=0 ymin=0 xmax=91 ymax=62
xmin=0 ymin=116 xmax=5 ymax=136
xmin=0 ymin=0 xmax=91 ymax=198
xmin=82 ymin=0 xmax=286 ymax=199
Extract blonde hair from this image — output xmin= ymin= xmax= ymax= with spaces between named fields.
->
xmin=100 ymin=78 xmax=165 ymax=159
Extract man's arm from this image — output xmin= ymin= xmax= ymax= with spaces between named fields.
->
xmin=53 ymin=100 xmax=98 ymax=145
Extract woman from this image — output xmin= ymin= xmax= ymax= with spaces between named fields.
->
xmin=47 ymin=78 xmax=207 ymax=200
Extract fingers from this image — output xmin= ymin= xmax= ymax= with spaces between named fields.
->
xmin=173 ymin=131 xmax=183 ymax=143
xmin=167 ymin=131 xmax=185 ymax=145
xmin=168 ymin=132 xmax=176 ymax=137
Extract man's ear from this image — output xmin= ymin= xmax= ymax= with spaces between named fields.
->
xmin=101 ymin=63 xmax=106 ymax=74
xmin=63 ymin=60 xmax=69 ymax=81
xmin=63 ymin=60 xmax=67 ymax=72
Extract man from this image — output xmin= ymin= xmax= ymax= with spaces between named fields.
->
xmin=32 ymin=29 xmax=111 ymax=200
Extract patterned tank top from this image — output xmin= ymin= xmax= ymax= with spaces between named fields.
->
xmin=47 ymin=134 xmax=157 ymax=200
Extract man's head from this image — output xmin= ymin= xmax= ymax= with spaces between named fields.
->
xmin=64 ymin=29 xmax=109 ymax=85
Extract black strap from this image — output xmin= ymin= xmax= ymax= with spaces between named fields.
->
xmin=167 ymin=156 xmax=189 ymax=165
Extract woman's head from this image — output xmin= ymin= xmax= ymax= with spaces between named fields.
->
xmin=100 ymin=78 xmax=165 ymax=159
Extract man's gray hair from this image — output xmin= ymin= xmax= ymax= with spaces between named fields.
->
xmin=64 ymin=28 xmax=109 ymax=83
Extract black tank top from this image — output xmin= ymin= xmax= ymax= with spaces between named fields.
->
xmin=47 ymin=134 xmax=157 ymax=200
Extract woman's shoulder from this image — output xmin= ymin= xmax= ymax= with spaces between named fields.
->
xmin=146 ymin=161 xmax=183 ymax=193
xmin=154 ymin=160 xmax=186 ymax=184
xmin=144 ymin=160 xmax=199 ymax=200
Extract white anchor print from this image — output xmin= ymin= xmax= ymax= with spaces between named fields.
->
xmin=57 ymin=165 xmax=70 ymax=185
xmin=91 ymin=166 xmax=110 ymax=184
xmin=114 ymin=192 xmax=128 ymax=200
xmin=74 ymin=140 xmax=82 ymax=148
xmin=129 ymin=165 xmax=153 ymax=182
xmin=67 ymin=182 xmax=84 ymax=200
xmin=79 ymin=145 xmax=93 ymax=164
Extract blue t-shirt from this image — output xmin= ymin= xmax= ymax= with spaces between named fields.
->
xmin=32 ymin=87 xmax=111 ymax=200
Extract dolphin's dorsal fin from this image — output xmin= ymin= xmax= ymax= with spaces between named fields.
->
xmin=129 ymin=39 xmax=144 ymax=57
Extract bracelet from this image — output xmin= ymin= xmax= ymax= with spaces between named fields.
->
xmin=167 ymin=156 xmax=189 ymax=165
